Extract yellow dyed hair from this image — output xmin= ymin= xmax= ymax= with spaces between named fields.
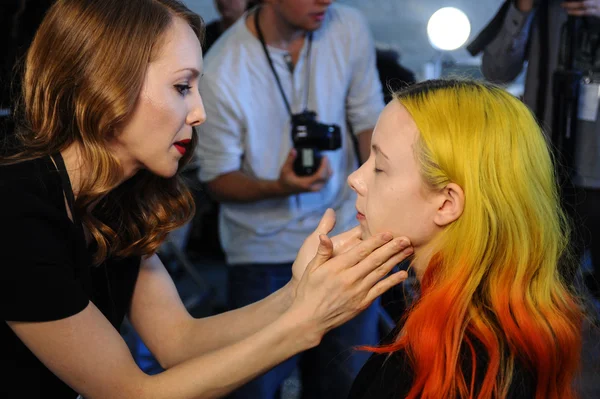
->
xmin=371 ymin=80 xmax=582 ymax=399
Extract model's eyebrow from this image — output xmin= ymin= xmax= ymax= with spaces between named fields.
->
xmin=372 ymin=144 xmax=390 ymax=160
xmin=174 ymin=67 xmax=201 ymax=78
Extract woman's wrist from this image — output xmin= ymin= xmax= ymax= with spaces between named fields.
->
xmin=269 ymin=281 xmax=324 ymax=351
xmin=268 ymin=280 xmax=296 ymax=319
xmin=284 ymin=279 xmax=298 ymax=303
xmin=275 ymin=305 xmax=323 ymax=351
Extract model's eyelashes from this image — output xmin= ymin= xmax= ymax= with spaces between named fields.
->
xmin=174 ymin=84 xmax=192 ymax=95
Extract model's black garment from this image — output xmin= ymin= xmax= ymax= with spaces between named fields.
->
xmin=348 ymin=333 xmax=536 ymax=399
xmin=0 ymin=156 xmax=141 ymax=398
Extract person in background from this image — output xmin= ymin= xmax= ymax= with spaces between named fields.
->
xmin=476 ymin=0 xmax=600 ymax=302
xmin=346 ymin=79 xmax=583 ymax=399
xmin=0 ymin=1 xmax=413 ymax=398
xmin=203 ymin=0 xmax=255 ymax=53
xmin=376 ymin=47 xmax=416 ymax=104
xmin=196 ymin=0 xmax=385 ymax=397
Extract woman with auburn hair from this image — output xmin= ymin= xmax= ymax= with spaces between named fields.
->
xmin=0 ymin=0 xmax=414 ymax=398
xmin=347 ymin=79 xmax=585 ymax=399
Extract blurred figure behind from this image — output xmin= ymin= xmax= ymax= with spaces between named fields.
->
xmin=375 ymin=47 xmax=416 ymax=104
xmin=475 ymin=0 xmax=600 ymax=302
xmin=203 ymin=0 xmax=255 ymax=53
xmin=196 ymin=1 xmax=385 ymax=398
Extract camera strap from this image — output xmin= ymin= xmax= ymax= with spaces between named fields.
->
xmin=255 ymin=6 xmax=313 ymax=116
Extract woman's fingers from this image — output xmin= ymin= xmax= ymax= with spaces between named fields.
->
xmin=306 ymin=234 xmax=334 ymax=271
xmin=292 ymin=232 xmax=412 ymax=337
xmin=331 ymin=225 xmax=362 ymax=256
xmin=358 ymin=244 xmax=413 ymax=290
xmin=348 ymin=237 xmax=411 ymax=280
xmin=331 ymin=232 xmax=394 ymax=270
xmin=363 ymin=270 xmax=410 ymax=306
xmin=292 ymin=209 xmax=336 ymax=278
xmin=321 ymin=268 xmax=410 ymax=332
xmin=314 ymin=208 xmax=336 ymax=236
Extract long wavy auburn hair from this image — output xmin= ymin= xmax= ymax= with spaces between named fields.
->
xmin=368 ymin=80 xmax=583 ymax=399
xmin=4 ymin=0 xmax=204 ymax=264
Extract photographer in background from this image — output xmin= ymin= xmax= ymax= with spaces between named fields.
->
xmin=476 ymin=0 xmax=600 ymax=303
xmin=203 ymin=0 xmax=255 ymax=53
xmin=195 ymin=0 xmax=384 ymax=398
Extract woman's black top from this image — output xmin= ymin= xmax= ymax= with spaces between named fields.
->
xmin=348 ymin=332 xmax=536 ymax=399
xmin=0 ymin=156 xmax=141 ymax=398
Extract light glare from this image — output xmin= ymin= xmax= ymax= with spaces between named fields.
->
xmin=427 ymin=7 xmax=471 ymax=51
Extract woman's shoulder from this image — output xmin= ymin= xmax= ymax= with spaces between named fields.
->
xmin=349 ymin=337 xmax=537 ymax=399
xmin=0 ymin=156 xmax=71 ymax=244
xmin=464 ymin=335 xmax=536 ymax=398
xmin=348 ymin=350 xmax=413 ymax=399
xmin=0 ymin=156 xmax=62 ymax=209
xmin=1 ymin=155 xmax=54 ymax=187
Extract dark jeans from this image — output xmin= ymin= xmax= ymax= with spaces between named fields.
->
xmin=226 ymin=262 xmax=380 ymax=399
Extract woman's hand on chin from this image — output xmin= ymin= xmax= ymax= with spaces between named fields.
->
xmin=291 ymin=209 xmax=365 ymax=296
xmin=285 ymin=231 xmax=413 ymax=348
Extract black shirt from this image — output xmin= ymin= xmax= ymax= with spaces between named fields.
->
xmin=348 ymin=333 xmax=536 ymax=399
xmin=0 ymin=156 xmax=141 ymax=398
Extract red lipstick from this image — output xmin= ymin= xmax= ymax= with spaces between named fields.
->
xmin=174 ymin=139 xmax=191 ymax=155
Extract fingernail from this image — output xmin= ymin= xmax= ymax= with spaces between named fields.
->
xmin=393 ymin=238 xmax=408 ymax=250
xmin=381 ymin=233 xmax=393 ymax=241
xmin=403 ymin=247 xmax=414 ymax=256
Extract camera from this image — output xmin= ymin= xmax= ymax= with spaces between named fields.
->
xmin=291 ymin=111 xmax=342 ymax=176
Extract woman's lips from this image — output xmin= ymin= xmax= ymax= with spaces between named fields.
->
xmin=174 ymin=139 xmax=191 ymax=155
xmin=357 ymin=212 xmax=366 ymax=221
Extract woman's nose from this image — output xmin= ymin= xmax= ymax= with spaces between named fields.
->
xmin=347 ymin=167 xmax=366 ymax=195
xmin=188 ymin=94 xmax=206 ymax=127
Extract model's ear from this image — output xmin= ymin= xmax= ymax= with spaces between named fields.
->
xmin=433 ymin=183 xmax=464 ymax=227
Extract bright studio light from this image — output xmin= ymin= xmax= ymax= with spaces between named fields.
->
xmin=427 ymin=7 xmax=471 ymax=51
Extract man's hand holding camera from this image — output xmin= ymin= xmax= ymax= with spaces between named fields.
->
xmin=277 ymin=148 xmax=332 ymax=195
